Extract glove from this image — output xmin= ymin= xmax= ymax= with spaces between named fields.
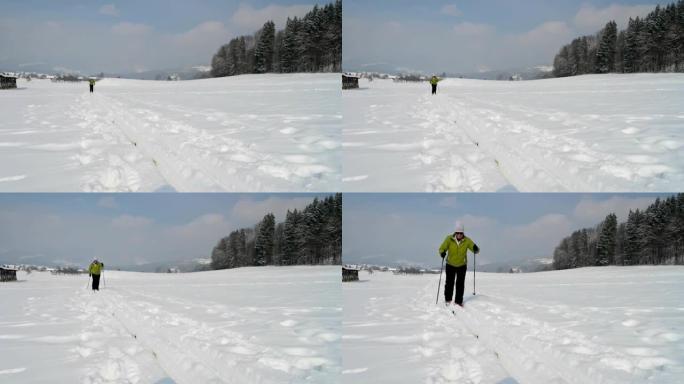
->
xmin=440 ymin=251 xmax=446 ymax=259
xmin=473 ymin=244 xmax=480 ymax=254
xmin=89 ymin=274 xmax=91 ymax=277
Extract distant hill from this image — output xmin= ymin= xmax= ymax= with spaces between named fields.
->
xmin=477 ymin=257 xmax=554 ymax=273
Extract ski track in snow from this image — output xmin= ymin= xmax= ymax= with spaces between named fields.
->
xmin=0 ymin=75 xmax=341 ymax=192
xmin=343 ymin=267 xmax=684 ymax=383
xmin=343 ymin=75 xmax=684 ymax=192
xmin=0 ymin=268 xmax=341 ymax=383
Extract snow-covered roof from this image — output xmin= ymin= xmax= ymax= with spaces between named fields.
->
xmin=0 ymin=73 xmax=18 ymax=79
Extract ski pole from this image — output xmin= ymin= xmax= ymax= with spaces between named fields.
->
xmin=473 ymin=252 xmax=476 ymax=296
xmin=86 ymin=274 xmax=90 ymax=289
xmin=436 ymin=256 xmax=445 ymax=305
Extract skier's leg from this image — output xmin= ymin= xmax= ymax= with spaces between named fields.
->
xmin=455 ymin=266 xmax=467 ymax=305
xmin=444 ymin=263 xmax=456 ymax=303
xmin=93 ymin=275 xmax=100 ymax=290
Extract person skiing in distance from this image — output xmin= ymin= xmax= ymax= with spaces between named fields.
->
xmin=439 ymin=221 xmax=479 ymax=307
xmin=430 ymin=75 xmax=441 ymax=95
xmin=89 ymin=78 xmax=96 ymax=93
xmin=89 ymin=258 xmax=104 ymax=291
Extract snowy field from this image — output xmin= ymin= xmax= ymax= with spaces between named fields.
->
xmin=343 ymin=74 xmax=684 ymax=192
xmin=343 ymin=267 xmax=684 ymax=384
xmin=0 ymin=74 xmax=340 ymax=192
xmin=0 ymin=267 xmax=341 ymax=383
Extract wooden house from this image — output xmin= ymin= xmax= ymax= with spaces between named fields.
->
xmin=0 ymin=74 xmax=18 ymax=89
xmin=0 ymin=266 xmax=18 ymax=282
xmin=342 ymin=74 xmax=359 ymax=90
xmin=342 ymin=267 xmax=359 ymax=282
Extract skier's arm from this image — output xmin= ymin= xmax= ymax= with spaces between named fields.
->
xmin=438 ymin=237 xmax=449 ymax=258
xmin=467 ymin=239 xmax=480 ymax=254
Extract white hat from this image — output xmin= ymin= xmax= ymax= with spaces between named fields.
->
xmin=455 ymin=221 xmax=465 ymax=233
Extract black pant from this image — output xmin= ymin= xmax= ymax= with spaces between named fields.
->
xmin=91 ymin=274 xmax=100 ymax=290
xmin=444 ymin=264 xmax=467 ymax=304
xmin=90 ymin=85 xmax=94 ymax=93
xmin=431 ymin=84 xmax=437 ymax=95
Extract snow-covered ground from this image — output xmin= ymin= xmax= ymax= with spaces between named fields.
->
xmin=343 ymin=74 xmax=684 ymax=192
xmin=0 ymin=266 xmax=341 ymax=383
xmin=343 ymin=267 xmax=684 ymax=383
xmin=0 ymin=74 xmax=340 ymax=192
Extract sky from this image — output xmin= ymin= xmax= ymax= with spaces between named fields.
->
xmin=0 ymin=0 xmax=320 ymax=74
xmin=343 ymin=0 xmax=666 ymax=74
xmin=0 ymin=193 xmax=325 ymax=268
xmin=342 ymin=193 xmax=670 ymax=268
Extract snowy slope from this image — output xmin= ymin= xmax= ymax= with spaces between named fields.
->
xmin=0 ymin=74 xmax=340 ymax=192
xmin=343 ymin=267 xmax=684 ymax=383
xmin=343 ymin=74 xmax=684 ymax=192
xmin=0 ymin=267 xmax=341 ymax=383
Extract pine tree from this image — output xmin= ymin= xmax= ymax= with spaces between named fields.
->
xmin=254 ymin=21 xmax=276 ymax=73
xmin=596 ymin=21 xmax=618 ymax=73
xmin=624 ymin=18 xmax=643 ymax=72
xmin=596 ymin=214 xmax=617 ymax=266
xmin=254 ymin=213 xmax=275 ymax=266
xmin=554 ymin=1 xmax=684 ymax=76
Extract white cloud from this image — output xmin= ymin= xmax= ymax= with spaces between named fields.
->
xmin=167 ymin=214 xmax=231 ymax=239
xmin=441 ymin=4 xmax=463 ymax=17
xmin=344 ymin=15 xmax=570 ymax=73
xmin=454 ymin=214 xmax=497 ymax=232
xmin=111 ymin=22 xmax=152 ymax=36
xmin=230 ymin=3 xmax=313 ymax=31
xmin=99 ymin=4 xmax=120 ymax=17
xmin=573 ymin=196 xmax=654 ymax=224
xmin=165 ymin=21 xmax=232 ymax=64
xmin=173 ymin=21 xmax=229 ymax=47
xmin=231 ymin=196 xmax=313 ymax=224
xmin=438 ymin=196 xmax=460 ymax=208
xmin=97 ymin=196 xmax=118 ymax=209
xmin=506 ymin=214 xmax=573 ymax=243
xmin=453 ymin=22 xmax=495 ymax=36
xmin=111 ymin=215 xmax=153 ymax=228
xmin=18 ymin=61 xmax=45 ymax=67
xmin=510 ymin=21 xmax=572 ymax=47
xmin=574 ymin=3 xmax=655 ymax=33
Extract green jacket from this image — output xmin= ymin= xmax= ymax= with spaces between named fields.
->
xmin=89 ymin=79 xmax=96 ymax=86
xmin=430 ymin=77 xmax=441 ymax=85
xmin=89 ymin=262 xmax=104 ymax=276
xmin=439 ymin=235 xmax=476 ymax=267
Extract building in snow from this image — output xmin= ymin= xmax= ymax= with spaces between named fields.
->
xmin=0 ymin=74 xmax=18 ymax=89
xmin=1 ymin=266 xmax=18 ymax=282
xmin=343 ymin=267 xmax=360 ymax=282
xmin=342 ymin=74 xmax=359 ymax=90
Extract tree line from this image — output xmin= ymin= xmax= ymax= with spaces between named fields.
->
xmin=210 ymin=1 xmax=341 ymax=78
xmin=553 ymin=1 xmax=684 ymax=77
xmin=553 ymin=194 xmax=684 ymax=270
xmin=210 ymin=194 xmax=342 ymax=270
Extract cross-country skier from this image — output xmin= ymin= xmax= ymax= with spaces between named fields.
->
xmin=439 ymin=222 xmax=479 ymax=307
xmin=88 ymin=258 xmax=104 ymax=291
xmin=430 ymin=75 xmax=441 ymax=95
xmin=89 ymin=79 xmax=96 ymax=93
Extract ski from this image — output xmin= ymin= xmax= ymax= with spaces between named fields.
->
xmin=446 ymin=305 xmax=479 ymax=340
